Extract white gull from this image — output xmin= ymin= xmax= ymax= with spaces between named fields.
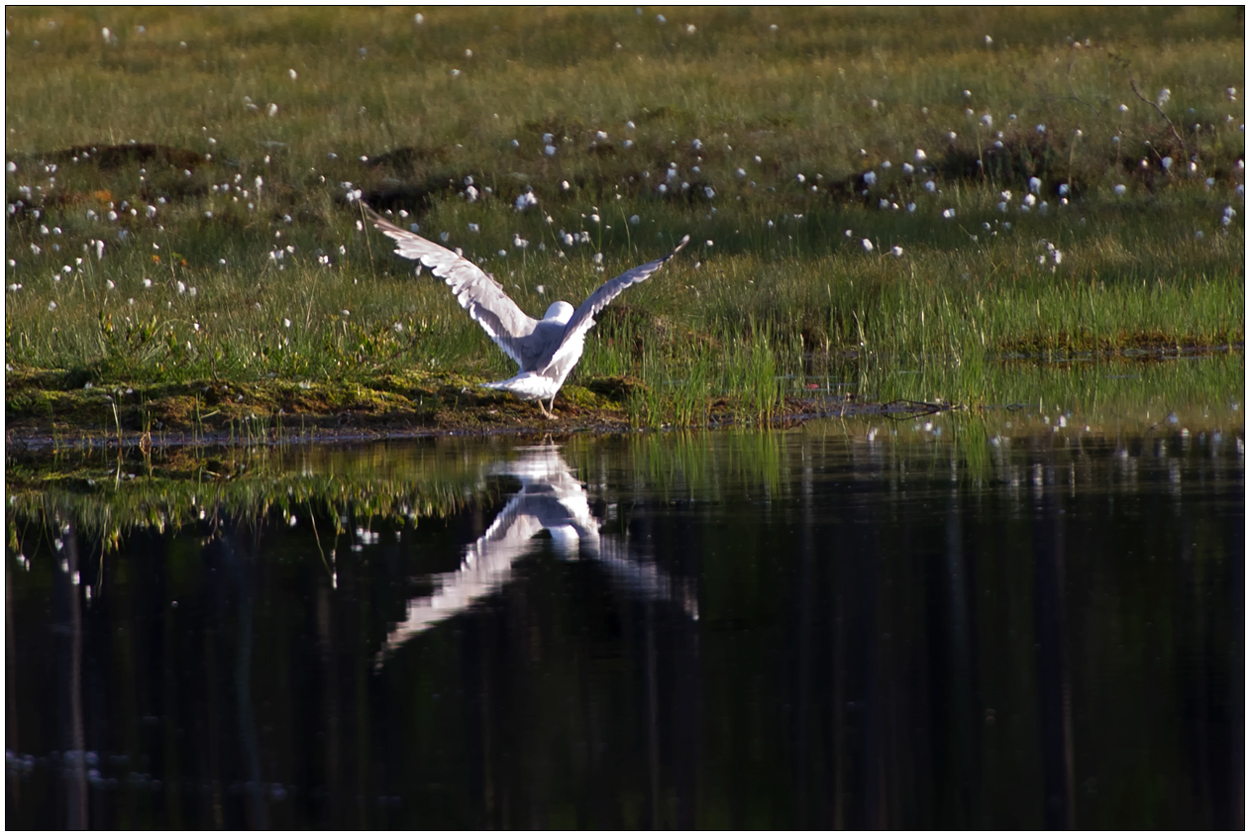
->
xmin=364 ymin=204 xmax=688 ymax=416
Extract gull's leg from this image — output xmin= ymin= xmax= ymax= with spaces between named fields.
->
xmin=537 ymin=399 xmax=554 ymax=419
xmin=547 ymin=395 xmax=558 ymax=417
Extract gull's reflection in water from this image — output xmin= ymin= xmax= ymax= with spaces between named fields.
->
xmin=379 ymin=445 xmax=697 ymax=662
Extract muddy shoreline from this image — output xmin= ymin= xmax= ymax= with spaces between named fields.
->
xmin=4 ymin=396 xmax=957 ymax=455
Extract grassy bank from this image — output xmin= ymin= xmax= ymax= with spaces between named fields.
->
xmin=8 ymin=377 xmax=1243 ymax=551
xmin=4 ymin=7 xmax=1244 ymax=430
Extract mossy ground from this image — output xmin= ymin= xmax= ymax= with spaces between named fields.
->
xmin=4 ymin=366 xmax=652 ymax=440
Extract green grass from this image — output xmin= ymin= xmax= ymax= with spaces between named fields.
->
xmin=4 ymin=7 xmax=1244 ymax=429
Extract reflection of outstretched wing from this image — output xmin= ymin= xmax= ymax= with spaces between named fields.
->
xmin=594 ymin=536 xmax=700 ymax=623
xmin=377 ymin=446 xmax=698 ymax=666
xmin=378 ymin=491 xmax=537 ymax=657
xmin=377 ymin=449 xmax=601 ymax=661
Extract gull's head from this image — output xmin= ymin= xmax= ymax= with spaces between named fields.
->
xmin=543 ymin=301 xmax=575 ymax=323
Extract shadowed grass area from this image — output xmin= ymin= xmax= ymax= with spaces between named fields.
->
xmin=5 ymin=7 xmax=1243 ymax=430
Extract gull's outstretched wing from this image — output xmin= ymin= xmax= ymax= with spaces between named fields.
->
xmin=540 ymin=235 xmax=689 ymax=375
xmin=362 ymin=204 xmax=538 ymax=366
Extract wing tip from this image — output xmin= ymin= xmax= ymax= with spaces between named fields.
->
xmin=358 ymin=202 xmax=421 ymax=250
xmin=357 ymin=200 xmax=393 ymax=232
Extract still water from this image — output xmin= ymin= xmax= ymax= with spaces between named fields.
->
xmin=6 ymin=413 xmax=1244 ymax=828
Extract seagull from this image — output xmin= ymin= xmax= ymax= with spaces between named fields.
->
xmin=363 ymin=204 xmax=688 ymax=417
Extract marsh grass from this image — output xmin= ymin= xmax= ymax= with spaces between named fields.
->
xmin=4 ymin=7 xmax=1243 ymax=429
xmin=7 ymin=351 xmax=1241 ymax=556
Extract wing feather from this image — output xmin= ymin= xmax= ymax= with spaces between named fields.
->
xmin=362 ymin=204 xmax=538 ymax=366
xmin=540 ymin=235 xmax=689 ymax=374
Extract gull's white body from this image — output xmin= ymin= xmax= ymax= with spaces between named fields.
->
xmin=364 ymin=204 xmax=687 ymax=416
xmin=478 ymin=301 xmax=581 ymax=402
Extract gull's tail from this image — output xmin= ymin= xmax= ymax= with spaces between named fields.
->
xmin=480 ymin=372 xmax=553 ymax=401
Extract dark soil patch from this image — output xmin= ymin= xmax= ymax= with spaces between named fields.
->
xmin=365 ymin=145 xmax=451 ymax=171
xmin=48 ymin=143 xmax=206 ymax=170
xmin=353 ymin=171 xmax=479 ymax=215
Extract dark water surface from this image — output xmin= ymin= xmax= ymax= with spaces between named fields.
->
xmin=6 ymin=415 xmax=1244 ymax=828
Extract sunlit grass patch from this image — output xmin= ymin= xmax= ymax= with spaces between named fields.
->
xmin=5 ymin=7 xmax=1244 ymax=429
